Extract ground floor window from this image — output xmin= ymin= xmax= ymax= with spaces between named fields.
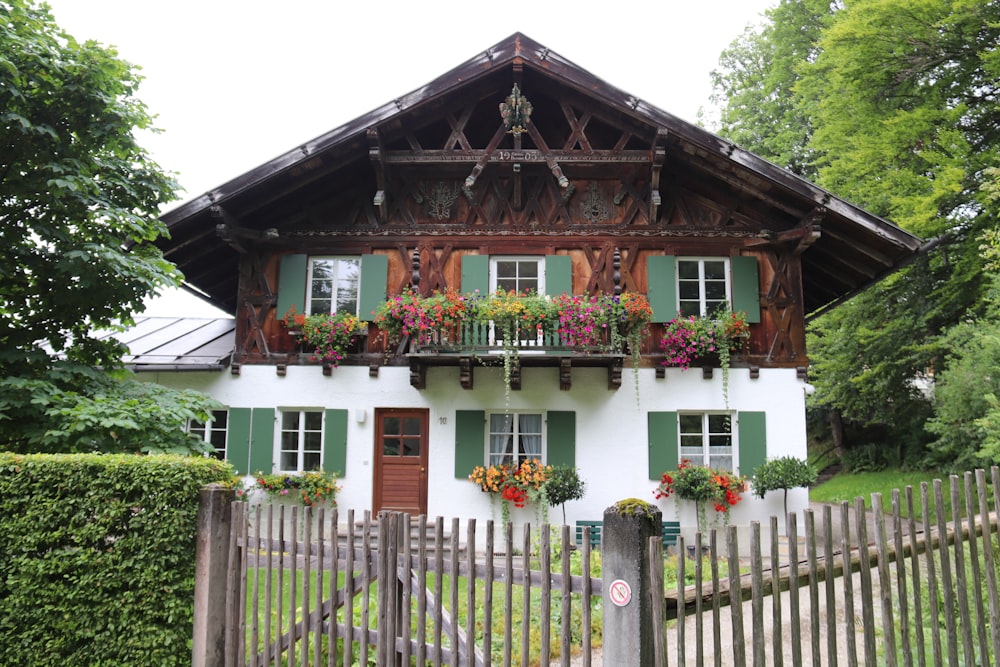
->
xmin=488 ymin=412 xmax=543 ymax=466
xmin=678 ymin=412 xmax=733 ymax=471
xmin=279 ymin=410 xmax=323 ymax=472
xmin=188 ymin=409 xmax=229 ymax=460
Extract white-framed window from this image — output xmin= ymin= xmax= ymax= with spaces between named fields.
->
xmin=677 ymin=258 xmax=730 ymax=318
xmin=487 ymin=412 xmax=544 ymax=466
xmin=490 ymin=256 xmax=544 ymax=295
xmin=279 ymin=410 xmax=324 ymax=472
xmin=188 ymin=409 xmax=229 ymax=460
xmin=678 ymin=412 xmax=734 ymax=471
xmin=307 ymin=257 xmax=360 ymax=315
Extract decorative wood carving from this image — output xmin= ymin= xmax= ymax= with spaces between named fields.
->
xmin=460 ymin=356 xmax=473 ymax=390
xmin=650 ymin=129 xmax=667 ymax=223
xmin=409 ymin=358 xmax=426 ymax=389
xmin=234 ymin=251 xmax=274 ymax=361
xmin=560 ymin=358 xmax=572 ymax=391
xmin=760 ymin=251 xmax=804 ymax=363
xmin=608 ymin=363 xmax=622 ymax=390
xmin=368 ymin=128 xmax=388 ymax=223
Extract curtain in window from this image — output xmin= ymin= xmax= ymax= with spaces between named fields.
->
xmin=519 ymin=414 xmax=542 ymax=460
xmin=489 ymin=414 xmax=515 ymax=466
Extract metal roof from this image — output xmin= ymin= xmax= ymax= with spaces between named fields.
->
xmin=101 ymin=317 xmax=235 ymax=371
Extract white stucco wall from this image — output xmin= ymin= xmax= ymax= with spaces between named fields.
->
xmin=148 ymin=363 xmax=810 ymax=540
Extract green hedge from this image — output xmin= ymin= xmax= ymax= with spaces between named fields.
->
xmin=0 ymin=452 xmax=235 ymax=666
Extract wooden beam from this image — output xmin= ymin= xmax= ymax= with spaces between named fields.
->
xmin=367 ymin=127 xmax=388 ymax=223
xmin=650 ymin=129 xmax=668 ymax=223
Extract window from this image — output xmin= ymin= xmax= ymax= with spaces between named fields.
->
xmin=677 ymin=258 xmax=730 ymax=318
xmin=678 ymin=412 xmax=733 ymax=471
xmin=279 ymin=410 xmax=324 ymax=472
xmin=488 ymin=412 xmax=544 ymax=466
xmin=188 ymin=409 xmax=229 ymax=460
xmin=307 ymin=257 xmax=360 ymax=315
xmin=490 ymin=256 xmax=544 ymax=294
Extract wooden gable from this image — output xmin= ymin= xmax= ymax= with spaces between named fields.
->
xmin=159 ymin=33 xmax=921 ymax=326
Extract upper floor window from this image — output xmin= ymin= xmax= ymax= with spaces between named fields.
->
xmin=677 ymin=258 xmax=730 ymax=318
xmin=679 ymin=412 xmax=733 ymax=471
xmin=188 ymin=409 xmax=229 ymax=461
xmin=488 ymin=412 xmax=544 ymax=467
xmin=308 ymin=257 xmax=360 ymax=315
xmin=490 ymin=256 xmax=544 ymax=295
xmin=279 ymin=410 xmax=324 ymax=472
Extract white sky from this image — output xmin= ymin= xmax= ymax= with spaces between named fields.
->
xmin=42 ymin=0 xmax=774 ymax=316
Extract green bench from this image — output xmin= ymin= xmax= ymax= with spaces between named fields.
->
xmin=575 ymin=520 xmax=681 ymax=551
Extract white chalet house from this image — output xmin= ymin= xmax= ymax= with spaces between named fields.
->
xmin=132 ymin=34 xmax=922 ymax=537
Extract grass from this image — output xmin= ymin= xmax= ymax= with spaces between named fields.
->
xmin=809 ymin=467 xmax=984 ymax=524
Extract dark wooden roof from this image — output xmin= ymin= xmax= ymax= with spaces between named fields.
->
xmin=158 ymin=33 xmax=922 ymax=316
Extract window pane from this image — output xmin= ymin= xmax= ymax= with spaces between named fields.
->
xmin=679 ymin=414 xmax=703 ymax=433
xmin=680 ymin=435 xmax=703 ymax=449
xmin=303 ymin=432 xmax=322 ymax=451
xmin=677 ymin=261 xmax=699 ymax=280
xmin=705 ymin=281 xmax=727 ymax=301
xmin=281 ymin=452 xmax=299 ymax=470
xmin=708 ymin=414 xmax=731 ymax=432
xmin=209 ymin=431 xmax=227 ymax=448
xmin=402 ymin=437 xmax=421 ymax=456
xmin=383 ymin=439 xmax=400 ymax=456
xmin=678 ymin=282 xmax=700 ymax=300
xmin=403 ymin=417 xmax=421 ymax=436
xmin=280 ymin=431 xmax=300 ymax=450
xmin=679 ymin=303 xmax=700 ymax=318
xmin=704 ymin=261 xmax=726 ymax=280
xmin=303 ymin=453 xmax=321 ymax=471
xmin=282 ymin=412 xmax=300 ymax=430
xmin=304 ymin=412 xmax=323 ymax=430
xmin=384 ymin=417 xmax=400 ymax=436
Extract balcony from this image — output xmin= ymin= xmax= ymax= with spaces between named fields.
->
xmin=372 ymin=289 xmax=652 ymax=391
xmin=403 ymin=321 xmax=627 ymax=390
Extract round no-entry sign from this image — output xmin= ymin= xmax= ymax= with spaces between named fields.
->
xmin=609 ymin=579 xmax=632 ymax=607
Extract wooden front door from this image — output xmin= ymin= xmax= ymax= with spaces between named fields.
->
xmin=373 ymin=409 xmax=428 ymax=515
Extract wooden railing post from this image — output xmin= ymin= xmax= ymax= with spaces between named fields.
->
xmin=602 ymin=499 xmax=662 ymax=667
xmin=192 ymin=483 xmax=235 ymax=667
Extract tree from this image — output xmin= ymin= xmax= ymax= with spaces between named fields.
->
xmin=0 ymin=1 xmax=218 ymax=454
xmin=711 ymin=0 xmax=1000 ymax=466
xmin=543 ymin=465 xmax=586 ymax=525
xmin=750 ymin=456 xmax=818 ymax=519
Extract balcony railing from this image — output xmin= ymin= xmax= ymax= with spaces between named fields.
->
xmin=407 ymin=320 xmax=623 ymax=355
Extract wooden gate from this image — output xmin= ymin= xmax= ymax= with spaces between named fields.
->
xmin=224 ymin=504 xmax=602 ymax=666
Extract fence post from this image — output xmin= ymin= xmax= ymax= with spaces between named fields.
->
xmin=602 ymin=499 xmax=663 ymax=667
xmin=192 ymin=483 xmax=235 ymax=667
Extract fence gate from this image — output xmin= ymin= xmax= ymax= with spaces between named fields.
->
xmin=217 ymin=503 xmax=600 ymax=667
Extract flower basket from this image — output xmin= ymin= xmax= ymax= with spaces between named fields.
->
xmin=654 ymin=459 xmax=746 ymax=533
xmin=469 ymin=459 xmax=552 ymax=526
xmin=282 ymin=307 xmax=366 ymax=368
xmin=659 ymin=308 xmax=749 ymax=405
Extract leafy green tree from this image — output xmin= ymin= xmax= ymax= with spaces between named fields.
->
xmin=750 ymin=456 xmax=818 ymax=519
xmin=712 ymin=0 xmax=1000 ymax=466
xmin=543 ymin=465 xmax=586 ymax=525
xmin=0 ymin=1 xmax=218 ymax=454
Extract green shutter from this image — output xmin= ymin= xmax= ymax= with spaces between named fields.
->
xmin=647 ymin=255 xmax=677 ymax=323
xmin=358 ymin=254 xmax=388 ymax=319
xmin=276 ymin=254 xmax=308 ymax=320
xmin=248 ymin=408 xmax=275 ymax=475
xmin=226 ymin=408 xmax=252 ymax=475
xmin=731 ymin=256 xmax=761 ymax=323
xmin=544 ymin=255 xmax=572 ymax=297
xmin=323 ymin=409 xmax=349 ymax=476
xmin=648 ymin=411 xmax=679 ymax=480
xmin=461 ymin=254 xmax=490 ymax=296
xmin=455 ymin=410 xmax=485 ymax=478
xmin=546 ymin=411 xmax=575 ymax=467
xmin=737 ymin=411 xmax=767 ymax=477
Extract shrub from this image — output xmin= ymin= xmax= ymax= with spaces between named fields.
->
xmin=544 ymin=465 xmax=586 ymax=524
xmin=0 ymin=452 xmax=235 ymax=666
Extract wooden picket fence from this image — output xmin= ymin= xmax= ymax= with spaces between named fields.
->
xmin=216 ymin=467 xmax=1000 ymax=666
xmin=226 ymin=504 xmax=601 ymax=667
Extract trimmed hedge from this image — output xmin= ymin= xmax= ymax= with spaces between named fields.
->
xmin=0 ymin=452 xmax=235 ymax=666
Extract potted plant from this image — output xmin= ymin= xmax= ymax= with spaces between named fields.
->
xmin=282 ymin=307 xmax=366 ymax=368
xmin=659 ymin=307 xmax=749 ymax=406
xmin=654 ymin=459 xmax=746 ymax=534
xmin=469 ymin=458 xmax=551 ymax=526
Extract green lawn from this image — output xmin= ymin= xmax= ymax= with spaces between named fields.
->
xmin=809 ymin=468 xmax=981 ymax=523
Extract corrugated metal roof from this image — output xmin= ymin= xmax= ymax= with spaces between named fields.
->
xmin=102 ymin=317 xmax=235 ymax=371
